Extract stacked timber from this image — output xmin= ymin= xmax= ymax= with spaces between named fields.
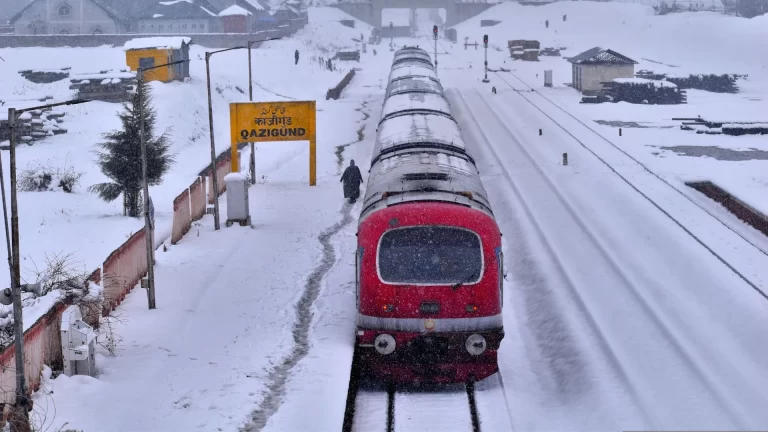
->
xmin=69 ymin=70 xmax=137 ymax=102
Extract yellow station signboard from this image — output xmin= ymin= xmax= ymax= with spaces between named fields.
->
xmin=229 ymin=101 xmax=317 ymax=185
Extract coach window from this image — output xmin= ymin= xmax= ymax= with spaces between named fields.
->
xmin=378 ymin=227 xmax=482 ymax=285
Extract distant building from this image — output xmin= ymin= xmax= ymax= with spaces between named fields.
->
xmin=9 ymin=0 xmax=126 ymax=35
xmin=219 ymin=4 xmax=251 ymax=33
xmin=124 ymin=36 xmax=191 ymax=83
xmin=568 ymin=47 xmax=638 ymax=92
xmin=136 ymin=0 xmax=220 ymax=34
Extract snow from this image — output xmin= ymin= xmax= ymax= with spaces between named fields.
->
xmin=3 ymin=2 xmax=768 ymax=431
xmin=381 ymin=8 xmax=410 ymax=27
xmin=376 ymin=113 xmax=464 ymax=152
xmin=70 ymin=71 xmax=134 ymax=80
xmin=389 ymin=65 xmax=438 ymax=82
xmin=220 ymin=4 xmax=252 ymax=16
xmin=244 ymin=0 xmax=266 ymax=11
xmin=123 ymin=36 xmax=191 ymax=51
xmin=381 ymin=92 xmax=451 ymax=119
xmin=153 ymin=13 xmax=164 ymax=18
xmin=614 ymin=77 xmax=678 ymax=88
xmin=223 ymin=171 xmax=247 ymax=182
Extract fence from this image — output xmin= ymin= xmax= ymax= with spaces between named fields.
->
xmin=0 ymin=143 xmax=237 ymax=403
xmin=0 ymin=302 xmax=68 ymax=405
xmin=326 ymin=69 xmax=357 ymax=100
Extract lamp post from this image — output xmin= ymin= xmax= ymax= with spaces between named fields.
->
xmin=206 ymin=46 xmax=247 ymax=231
xmin=246 ymin=37 xmax=281 ymax=185
xmin=137 ymin=59 xmax=188 ymax=310
xmin=4 ymin=98 xmax=90 ymax=432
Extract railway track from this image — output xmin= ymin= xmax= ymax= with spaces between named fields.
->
xmin=488 ymin=70 xmax=768 ymax=300
xmin=342 ymin=367 xmax=482 ymax=432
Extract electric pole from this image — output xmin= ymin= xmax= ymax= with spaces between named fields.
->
xmin=482 ymin=34 xmax=490 ymax=83
xmin=433 ymin=25 xmax=438 ymax=74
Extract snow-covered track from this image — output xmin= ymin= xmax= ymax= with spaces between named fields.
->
xmin=450 ymin=88 xmax=768 ymax=429
xmin=345 ymin=383 xmax=482 ymax=432
xmin=491 ymin=70 xmax=768 ymax=300
xmin=342 ymin=350 xmax=487 ymax=432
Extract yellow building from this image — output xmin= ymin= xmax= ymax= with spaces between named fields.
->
xmin=123 ymin=37 xmax=191 ymax=83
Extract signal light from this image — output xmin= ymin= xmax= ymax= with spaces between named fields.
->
xmin=382 ymin=304 xmax=395 ymax=312
xmin=466 ymin=304 xmax=479 ymax=313
xmin=483 ymin=34 xmax=488 ymax=45
xmin=433 ymin=25 xmax=438 ymax=36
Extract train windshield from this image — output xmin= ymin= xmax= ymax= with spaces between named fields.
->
xmin=378 ymin=226 xmax=483 ymax=285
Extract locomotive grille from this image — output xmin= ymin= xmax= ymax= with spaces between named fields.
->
xmin=409 ymin=335 xmax=451 ymax=364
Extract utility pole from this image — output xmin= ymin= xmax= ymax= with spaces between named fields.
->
xmin=482 ymin=34 xmax=490 ymax=83
xmin=433 ymin=25 xmax=438 ymax=75
xmin=247 ymin=40 xmax=257 ymax=185
xmin=7 ymin=107 xmax=29 ymax=432
xmin=136 ymin=60 xmax=186 ymax=309
xmin=5 ymin=98 xmax=90 ymax=432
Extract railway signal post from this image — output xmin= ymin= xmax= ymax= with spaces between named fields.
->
xmin=482 ymin=34 xmax=490 ymax=83
xmin=433 ymin=25 xmax=439 ymax=74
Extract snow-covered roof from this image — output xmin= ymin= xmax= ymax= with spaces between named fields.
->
xmin=377 ymin=114 xmax=464 ymax=153
xmin=123 ymin=37 xmax=192 ymax=51
xmin=389 ymin=66 xmax=438 ymax=82
xmin=380 ymin=93 xmax=452 ymax=120
xmin=220 ymin=4 xmax=251 ymax=16
xmin=568 ymin=47 xmax=637 ymax=65
xmin=243 ymin=0 xmax=266 ymax=11
xmin=386 ymin=76 xmax=443 ymax=97
xmin=139 ymin=0 xmax=218 ymax=19
xmin=71 ymin=72 xmax=136 ymax=80
xmin=613 ymin=77 xmax=677 ymax=88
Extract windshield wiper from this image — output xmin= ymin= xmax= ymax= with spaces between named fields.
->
xmin=451 ymin=265 xmax=480 ymax=290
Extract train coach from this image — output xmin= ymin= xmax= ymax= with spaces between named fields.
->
xmin=353 ymin=47 xmax=504 ymax=384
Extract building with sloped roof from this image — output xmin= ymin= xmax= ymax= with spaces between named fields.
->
xmin=9 ymin=0 xmax=127 ymax=35
xmin=568 ymin=47 xmax=638 ymax=92
xmin=136 ymin=0 xmax=221 ymax=34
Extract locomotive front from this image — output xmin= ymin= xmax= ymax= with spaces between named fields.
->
xmin=355 ymin=202 xmax=504 ymax=384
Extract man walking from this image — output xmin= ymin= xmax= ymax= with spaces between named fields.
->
xmin=295 ymin=49 xmax=300 ymax=65
xmin=340 ymin=160 xmax=363 ymax=204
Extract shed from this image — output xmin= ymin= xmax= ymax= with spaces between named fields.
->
xmin=220 ymin=4 xmax=251 ymax=32
xmin=123 ymin=37 xmax=192 ymax=83
xmin=568 ymin=47 xmax=638 ymax=92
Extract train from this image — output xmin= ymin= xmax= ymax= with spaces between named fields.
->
xmin=353 ymin=46 xmax=504 ymax=384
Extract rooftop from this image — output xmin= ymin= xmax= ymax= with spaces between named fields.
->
xmin=123 ymin=36 xmax=192 ymax=51
xmin=568 ymin=47 xmax=638 ymax=65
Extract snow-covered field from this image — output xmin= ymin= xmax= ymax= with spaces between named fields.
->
xmin=0 ymin=1 xmax=766 ymax=431
xmin=0 ymin=6 xmax=365 ymax=327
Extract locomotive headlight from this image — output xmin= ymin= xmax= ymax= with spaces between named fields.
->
xmin=375 ymin=334 xmax=396 ymax=355
xmin=465 ymin=334 xmax=487 ymax=356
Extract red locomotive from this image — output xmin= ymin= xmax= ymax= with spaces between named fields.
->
xmin=354 ymin=47 xmax=504 ymax=384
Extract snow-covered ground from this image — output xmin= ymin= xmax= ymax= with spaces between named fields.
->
xmin=0 ymin=6 xmax=366 ymax=327
xmin=3 ymin=1 xmax=767 ymax=431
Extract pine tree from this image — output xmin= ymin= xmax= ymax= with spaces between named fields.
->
xmin=90 ymin=79 xmax=175 ymax=217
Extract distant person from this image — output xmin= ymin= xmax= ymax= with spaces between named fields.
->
xmin=492 ymin=86 xmax=497 ymax=94
xmin=545 ymin=19 xmax=549 ymax=28
xmin=340 ymin=160 xmax=363 ymax=204
xmin=295 ymin=49 xmax=299 ymax=65
xmin=563 ymin=14 xmax=567 ymax=21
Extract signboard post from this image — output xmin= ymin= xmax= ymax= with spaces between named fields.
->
xmin=230 ymin=101 xmax=317 ymax=186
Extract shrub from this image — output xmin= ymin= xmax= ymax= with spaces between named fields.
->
xmin=18 ymin=161 xmax=83 ymax=193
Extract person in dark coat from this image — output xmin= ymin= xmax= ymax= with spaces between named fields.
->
xmin=340 ymin=159 xmax=363 ymax=204
xmin=295 ymin=49 xmax=299 ymax=65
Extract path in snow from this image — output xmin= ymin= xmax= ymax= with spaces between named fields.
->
xmin=243 ymin=96 xmax=373 ymax=431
